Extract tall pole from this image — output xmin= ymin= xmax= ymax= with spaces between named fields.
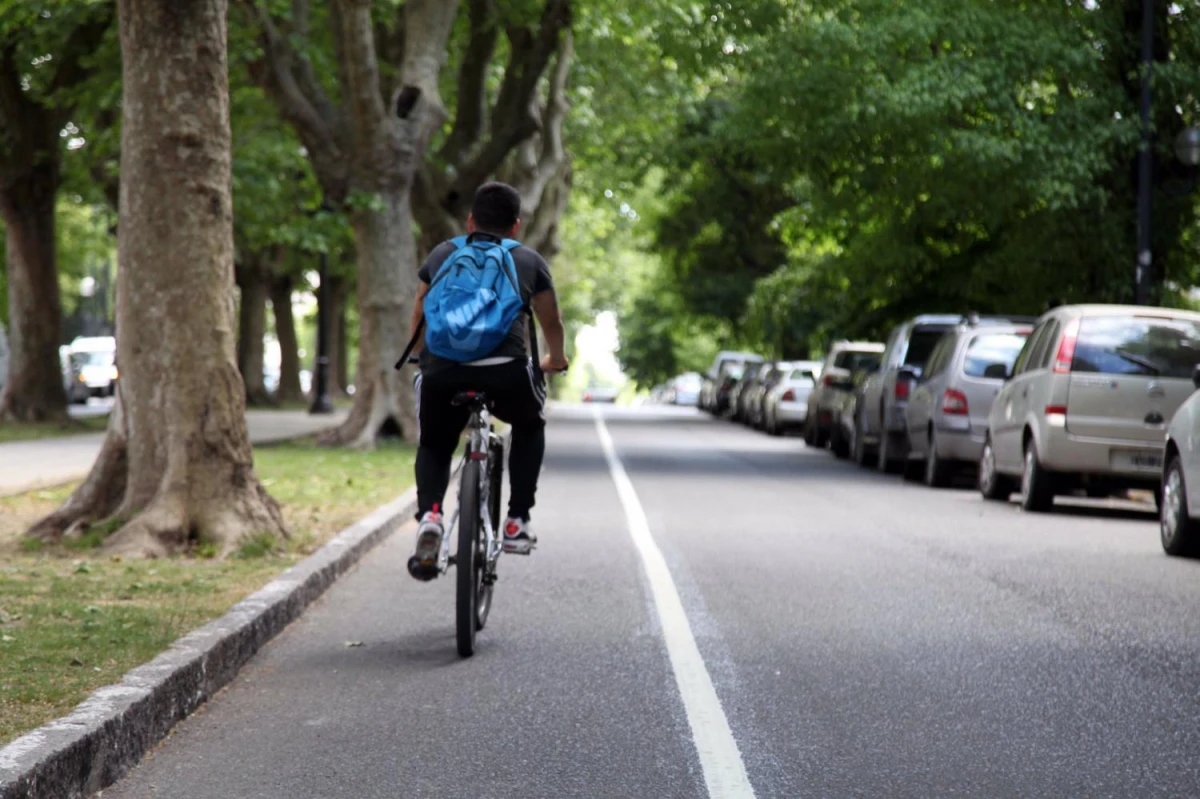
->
xmin=309 ymin=202 xmax=334 ymax=414
xmin=1135 ymin=0 xmax=1155 ymax=305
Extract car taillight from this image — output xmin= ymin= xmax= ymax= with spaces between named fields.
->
xmin=895 ymin=379 xmax=910 ymax=401
xmin=823 ymin=375 xmax=836 ymax=387
xmin=781 ymin=389 xmax=796 ymax=401
xmin=941 ymin=388 xmax=968 ymax=415
xmin=1053 ymin=318 xmax=1080 ymax=374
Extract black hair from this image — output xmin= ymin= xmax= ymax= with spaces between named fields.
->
xmin=471 ymin=181 xmax=522 ymax=233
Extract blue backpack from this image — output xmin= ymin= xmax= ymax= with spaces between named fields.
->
xmin=423 ymin=235 xmax=525 ymax=362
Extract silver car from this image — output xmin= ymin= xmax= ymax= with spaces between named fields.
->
xmin=1161 ymin=367 xmax=1200 ymax=556
xmin=904 ymin=323 xmax=1032 ymax=486
xmin=980 ymin=304 xmax=1200 ymax=512
xmin=805 ymin=341 xmax=884 ymax=447
xmin=762 ymin=361 xmax=822 ymax=436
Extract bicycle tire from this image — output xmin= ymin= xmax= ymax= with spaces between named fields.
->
xmin=456 ymin=459 xmax=482 ymax=657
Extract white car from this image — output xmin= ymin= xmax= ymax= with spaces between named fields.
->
xmin=671 ymin=372 xmax=702 ymax=406
xmin=1161 ymin=366 xmax=1200 ymax=556
xmin=762 ymin=361 xmax=822 ymax=436
xmin=69 ymin=336 xmax=119 ymax=397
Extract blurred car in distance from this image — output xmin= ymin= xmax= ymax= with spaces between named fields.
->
xmin=858 ymin=314 xmax=1034 ymax=474
xmin=61 ymin=347 xmax=92 ymax=405
xmin=700 ymin=351 xmax=763 ymax=413
xmin=583 ymin=385 xmax=620 ymax=403
xmin=69 ymin=336 xmax=119 ymax=398
xmin=903 ymin=323 xmax=1031 ymax=486
xmin=833 ymin=365 xmax=881 ymax=463
xmin=806 ymin=342 xmax=884 ymax=448
xmin=741 ymin=361 xmax=791 ymax=427
xmin=762 ymin=361 xmax=822 ymax=436
xmin=728 ymin=360 xmax=767 ymax=422
xmin=670 ymin=372 xmax=702 ymax=406
xmin=980 ymin=305 xmax=1200 ymax=512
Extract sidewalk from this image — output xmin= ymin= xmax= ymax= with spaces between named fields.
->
xmin=0 ymin=409 xmax=348 ymax=498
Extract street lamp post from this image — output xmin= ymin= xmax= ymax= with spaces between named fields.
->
xmin=1135 ymin=0 xmax=1155 ymax=306
xmin=309 ymin=202 xmax=334 ymax=415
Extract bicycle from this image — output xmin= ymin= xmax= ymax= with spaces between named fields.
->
xmin=405 ymin=388 xmax=507 ymax=658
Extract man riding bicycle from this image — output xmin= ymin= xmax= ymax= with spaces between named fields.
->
xmin=407 ymin=182 xmax=569 ymax=579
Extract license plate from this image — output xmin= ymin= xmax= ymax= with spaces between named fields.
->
xmin=1110 ymin=450 xmax=1163 ymax=472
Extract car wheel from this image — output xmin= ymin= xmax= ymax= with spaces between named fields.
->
xmin=1161 ymin=457 xmax=1200 ymax=557
xmin=1020 ymin=439 xmax=1055 ymax=512
xmin=854 ymin=413 xmax=876 ymax=468
xmin=979 ymin=437 xmax=1014 ymax=501
xmin=924 ymin=429 xmax=954 ymax=488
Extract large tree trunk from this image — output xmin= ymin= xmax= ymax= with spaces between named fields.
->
xmin=0 ymin=166 xmax=69 ymax=422
xmin=269 ymin=273 xmax=305 ymax=403
xmin=30 ymin=0 xmax=285 ymax=556
xmin=236 ymin=259 xmax=272 ymax=406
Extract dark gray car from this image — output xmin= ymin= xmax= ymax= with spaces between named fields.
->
xmin=903 ymin=323 xmax=1032 ymax=486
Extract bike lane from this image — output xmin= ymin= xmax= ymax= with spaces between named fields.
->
xmin=102 ymin=409 xmax=704 ymax=798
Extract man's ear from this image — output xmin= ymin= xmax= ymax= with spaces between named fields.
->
xmin=466 ymin=213 xmax=477 ymax=234
xmin=510 ymin=219 xmax=522 ymax=238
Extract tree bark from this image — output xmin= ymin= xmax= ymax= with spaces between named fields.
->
xmin=31 ymin=0 xmax=286 ymax=556
xmin=0 ymin=166 xmax=69 ymax=421
xmin=236 ymin=259 xmax=272 ymax=406
xmin=269 ymin=273 xmax=305 ymax=403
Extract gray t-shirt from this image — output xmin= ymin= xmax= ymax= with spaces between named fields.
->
xmin=418 ymin=233 xmax=554 ymax=370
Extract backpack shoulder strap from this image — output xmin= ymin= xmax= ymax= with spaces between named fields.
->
xmin=500 ymin=238 xmax=522 ymax=252
xmin=430 ymin=237 xmax=473 ymax=286
xmin=451 ymin=235 xmax=469 ymax=248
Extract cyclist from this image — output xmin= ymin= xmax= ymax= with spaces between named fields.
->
xmin=407 ymin=182 xmax=569 ymax=578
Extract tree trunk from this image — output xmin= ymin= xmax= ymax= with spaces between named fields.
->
xmin=269 ymin=273 xmax=305 ymax=403
xmin=321 ymin=191 xmax=418 ymax=446
xmin=30 ymin=0 xmax=285 ymax=556
xmin=236 ymin=261 xmax=272 ymax=406
xmin=327 ymin=274 xmax=349 ymax=397
xmin=0 ymin=166 xmax=69 ymax=422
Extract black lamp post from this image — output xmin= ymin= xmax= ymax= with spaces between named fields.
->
xmin=309 ymin=201 xmax=334 ymax=415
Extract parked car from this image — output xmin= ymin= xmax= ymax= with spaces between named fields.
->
xmin=857 ymin=314 xmax=1034 ymax=473
xmin=805 ymin=341 xmax=885 ymax=447
xmin=832 ymin=365 xmax=881 ymax=462
xmin=741 ymin=361 xmax=792 ymax=427
xmin=729 ymin=361 xmax=767 ymax=422
xmin=60 ymin=347 xmax=91 ymax=405
xmin=1161 ymin=367 xmax=1200 ymax=556
xmin=583 ymin=385 xmax=620 ymax=403
xmin=980 ymin=304 xmax=1200 ymax=512
xmin=700 ymin=351 xmax=763 ymax=413
xmin=69 ymin=336 xmax=118 ymax=398
xmin=903 ymin=323 xmax=1032 ymax=486
xmin=762 ymin=361 xmax=822 ymax=436
xmin=671 ymin=372 xmax=702 ymax=406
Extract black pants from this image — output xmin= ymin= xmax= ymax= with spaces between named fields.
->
xmin=415 ymin=359 xmax=546 ymax=522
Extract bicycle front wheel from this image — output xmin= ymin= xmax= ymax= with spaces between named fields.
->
xmin=456 ymin=459 xmax=487 ymax=657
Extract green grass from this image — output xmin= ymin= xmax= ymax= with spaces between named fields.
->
xmin=0 ymin=437 xmax=415 ymax=745
xmin=0 ymin=415 xmax=110 ymax=444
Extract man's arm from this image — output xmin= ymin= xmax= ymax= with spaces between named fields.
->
xmin=409 ymin=281 xmax=430 ymax=355
xmin=530 ymin=288 xmax=569 ymax=371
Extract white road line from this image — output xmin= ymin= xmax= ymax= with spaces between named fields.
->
xmin=593 ymin=409 xmax=756 ymax=799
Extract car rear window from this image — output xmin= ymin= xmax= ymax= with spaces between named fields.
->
xmin=963 ymin=332 xmax=1029 ymax=378
xmin=789 ymin=369 xmax=816 ymax=386
xmin=904 ymin=328 xmax=950 ymax=367
xmin=1073 ymin=315 xmax=1200 ymax=379
xmin=834 ymin=350 xmax=880 ymax=371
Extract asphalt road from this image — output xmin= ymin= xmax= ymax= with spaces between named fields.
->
xmin=99 ymin=404 xmax=1200 ymax=798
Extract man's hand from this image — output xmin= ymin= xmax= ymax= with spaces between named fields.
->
xmin=541 ymin=354 xmax=569 ymax=374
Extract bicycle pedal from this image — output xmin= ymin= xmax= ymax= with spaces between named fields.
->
xmin=406 ymin=556 xmax=439 ymax=582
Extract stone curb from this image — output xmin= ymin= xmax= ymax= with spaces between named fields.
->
xmin=0 ymin=487 xmax=418 ymax=799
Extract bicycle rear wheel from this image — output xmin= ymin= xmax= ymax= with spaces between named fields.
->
xmin=456 ymin=460 xmax=487 ymax=657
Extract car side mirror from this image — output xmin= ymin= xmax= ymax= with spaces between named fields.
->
xmin=1193 ymin=364 xmax=1200 ymax=391
xmin=983 ymin=363 xmax=1011 ymax=380
xmin=897 ymin=365 xmax=921 ymax=382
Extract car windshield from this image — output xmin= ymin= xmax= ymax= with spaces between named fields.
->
xmin=76 ymin=351 xmax=114 ymax=367
xmin=834 ymin=350 xmax=880 ymax=371
xmin=1073 ymin=315 xmax=1200 ymax=378
xmin=963 ymin=332 xmax=1029 ymax=378
xmin=903 ymin=328 xmax=949 ymax=368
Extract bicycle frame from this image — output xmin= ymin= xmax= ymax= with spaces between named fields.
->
xmin=436 ymin=405 xmax=504 ymax=577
